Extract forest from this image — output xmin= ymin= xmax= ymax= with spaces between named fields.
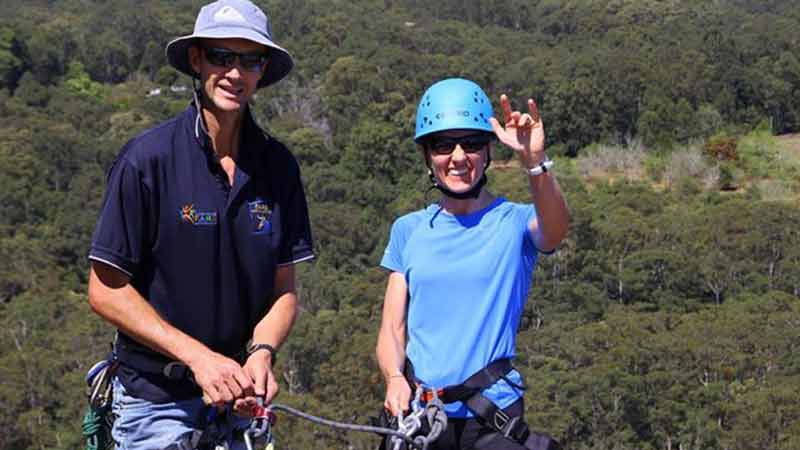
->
xmin=0 ymin=0 xmax=799 ymax=449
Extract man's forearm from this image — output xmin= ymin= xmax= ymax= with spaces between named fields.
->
xmin=88 ymin=263 xmax=210 ymax=364
xmin=251 ymin=291 xmax=298 ymax=353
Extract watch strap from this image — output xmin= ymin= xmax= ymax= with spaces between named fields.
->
xmin=247 ymin=343 xmax=277 ymax=362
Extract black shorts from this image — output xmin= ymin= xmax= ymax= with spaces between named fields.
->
xmin=430 ymin=399 xmax=525 ymax=450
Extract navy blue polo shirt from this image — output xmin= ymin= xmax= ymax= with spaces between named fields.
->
xmin=90 ymin=103 xmax=314 ymax=399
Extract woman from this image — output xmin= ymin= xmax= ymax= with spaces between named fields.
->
xmin=376 ymin=78 xmax=569 ymax=450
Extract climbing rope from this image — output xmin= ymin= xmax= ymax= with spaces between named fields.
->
xmin=84 ymin=356 xmax=446 ymax=450
xmin=261 ymin=386 xmax=448 ymax=450
xmin=268 ymin=403 xmax=429 ymax=448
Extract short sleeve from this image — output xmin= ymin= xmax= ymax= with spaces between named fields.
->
xmin=518 ymin=203 xmax=554 ymax=256
xmin=380 ymin=218 xmax=408 ymax=273
xmin=277 ymin=164 xmax=314 ymax=266
xmin=89 ymin=157 xmax=150 ymax=276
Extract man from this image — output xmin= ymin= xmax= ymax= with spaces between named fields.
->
xmin=87 ymin=1 xmax=313 ymax=448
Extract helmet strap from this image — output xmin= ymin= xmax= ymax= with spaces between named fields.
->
xmin=428 ymin=170 xmax=488 ymax=199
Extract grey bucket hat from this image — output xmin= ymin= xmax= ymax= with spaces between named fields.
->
xmin=165 ymin=0 xmax=293 ymax=88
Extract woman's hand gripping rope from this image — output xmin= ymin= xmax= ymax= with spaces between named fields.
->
xmin=390 ymin=386 xmax=448 ymax=450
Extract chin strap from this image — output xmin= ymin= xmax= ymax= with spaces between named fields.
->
xmin=426 ymin=152 xmax=492 ymax=200
xmin=428 ymin=171 xmax=487 ymax=199
xmin=192 ymin=80 xmax=210 ymax=139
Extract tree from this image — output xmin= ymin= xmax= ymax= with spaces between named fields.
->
xmin=0 ymin=27 xmax=23 ymax=90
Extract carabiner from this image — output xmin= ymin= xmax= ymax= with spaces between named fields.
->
xmin=244 ymin=398 xmax=276 ymax=450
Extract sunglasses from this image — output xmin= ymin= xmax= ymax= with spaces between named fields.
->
xmin=427 ymin=134 xmax=493 ymax=155
xmin=203 ymin=47 xmax=269 ymax=73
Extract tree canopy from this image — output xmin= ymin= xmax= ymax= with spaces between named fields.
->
xmin=0 ymin=1 xmax=798 ymax=449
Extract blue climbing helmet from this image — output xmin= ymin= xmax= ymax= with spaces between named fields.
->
xmin=414 ymin=78 xmax=495 ymax=143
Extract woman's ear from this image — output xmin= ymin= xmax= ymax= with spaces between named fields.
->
xmin=417 ymin=143 xmax=431 ymax=167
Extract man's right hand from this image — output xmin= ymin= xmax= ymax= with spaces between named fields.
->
xmin=189 ymin=350 xmax=255 ymax=407
xmin=384 ymin=376 xmax=412 ymax=417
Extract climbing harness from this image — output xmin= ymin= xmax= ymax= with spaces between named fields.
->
xmin=81 ymin=347 xmax=551 ymax=449
xmin=82 ymin=356 xmax=119 ymax=450
xmin=404 ymin=359 xmax=561 ymax=450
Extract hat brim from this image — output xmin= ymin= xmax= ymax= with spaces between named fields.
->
xmin=165 ymin=28 xmax=293 ymax=88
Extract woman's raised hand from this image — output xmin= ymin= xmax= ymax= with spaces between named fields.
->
xmin=489 ymin=94 xmax=546 ymax=169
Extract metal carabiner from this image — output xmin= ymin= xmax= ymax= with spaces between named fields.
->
xmin=244 ymin=398 xmax=275 ymax=450
xmin=390 ymin=387 xmax=429 ymax=450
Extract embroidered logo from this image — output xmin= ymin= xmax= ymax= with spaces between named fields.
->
xmin=214 ymin=6 xmax=247 ymax=23
xmin=179 ymin=204 xmax=218 ymax=226
xmin=248 ymin=199 xmax=272 ymax=234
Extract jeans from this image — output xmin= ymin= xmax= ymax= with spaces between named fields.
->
xmin=111 ymin=377 xmax=250 ymax=450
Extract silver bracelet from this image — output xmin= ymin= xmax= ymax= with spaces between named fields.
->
xmin=526 ymin=159 xmax=554 ymax=176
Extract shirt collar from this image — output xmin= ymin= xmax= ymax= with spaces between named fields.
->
xmin=187 ymin=99 xmax=264 ymax=166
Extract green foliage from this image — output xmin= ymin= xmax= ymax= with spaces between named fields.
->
xmin=63 ymin=62 xmax=106 ymax=100
xmin=0 ymin=1 xmax=798 ymax=449
xmin=0 ymin=26 xmax=23 ymax=90
xmin=737 ymin=127 xmax=800 ymax=181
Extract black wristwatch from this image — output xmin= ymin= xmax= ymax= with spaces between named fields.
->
xmin=246 ymin=342 xmax=277 ymax=362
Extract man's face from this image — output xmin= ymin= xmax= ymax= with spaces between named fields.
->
xmin=189 ymin=38 xmax=268 ymax=114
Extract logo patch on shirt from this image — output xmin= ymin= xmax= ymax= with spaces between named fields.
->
xmin=180 ymin=204 xmax=217 ymax=226
xmin=248 ymin=199 xmax=272 ymax=234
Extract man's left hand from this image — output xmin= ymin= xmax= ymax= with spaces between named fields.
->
xmin=234 ymin=351 xmax=279 ymax=416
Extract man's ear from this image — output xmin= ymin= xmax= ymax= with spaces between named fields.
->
xmin=188 ymin=45 xmax=202 ymax=75
xmin=260 ymin=53 xmax=269 ymax=79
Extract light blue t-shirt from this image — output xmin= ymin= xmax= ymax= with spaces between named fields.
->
xmin=380 ymin=197 xmax=539 ymax=417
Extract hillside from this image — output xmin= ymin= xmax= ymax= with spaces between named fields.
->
xmin=777 ymin=133 xmax=800 ymax=153
xmin=0 ymin=1 xmax=799 ymax=450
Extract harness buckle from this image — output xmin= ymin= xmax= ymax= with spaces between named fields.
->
xmin=501 ymin=416 xmax=530 ymax=442
xmin=493 ymin=409 xmax=510 ymax=431
xmin=420 ymin=388 xmax=444 ymax=403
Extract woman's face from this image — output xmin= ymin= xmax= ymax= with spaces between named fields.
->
xmin=426 ymin=130 xmax=491 ymax=193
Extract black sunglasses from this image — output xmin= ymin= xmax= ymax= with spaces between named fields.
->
xmin=203 ymin=47 xmax=269 ymax=73
xmin=427 ymin=134 xmax=494 ymax=155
